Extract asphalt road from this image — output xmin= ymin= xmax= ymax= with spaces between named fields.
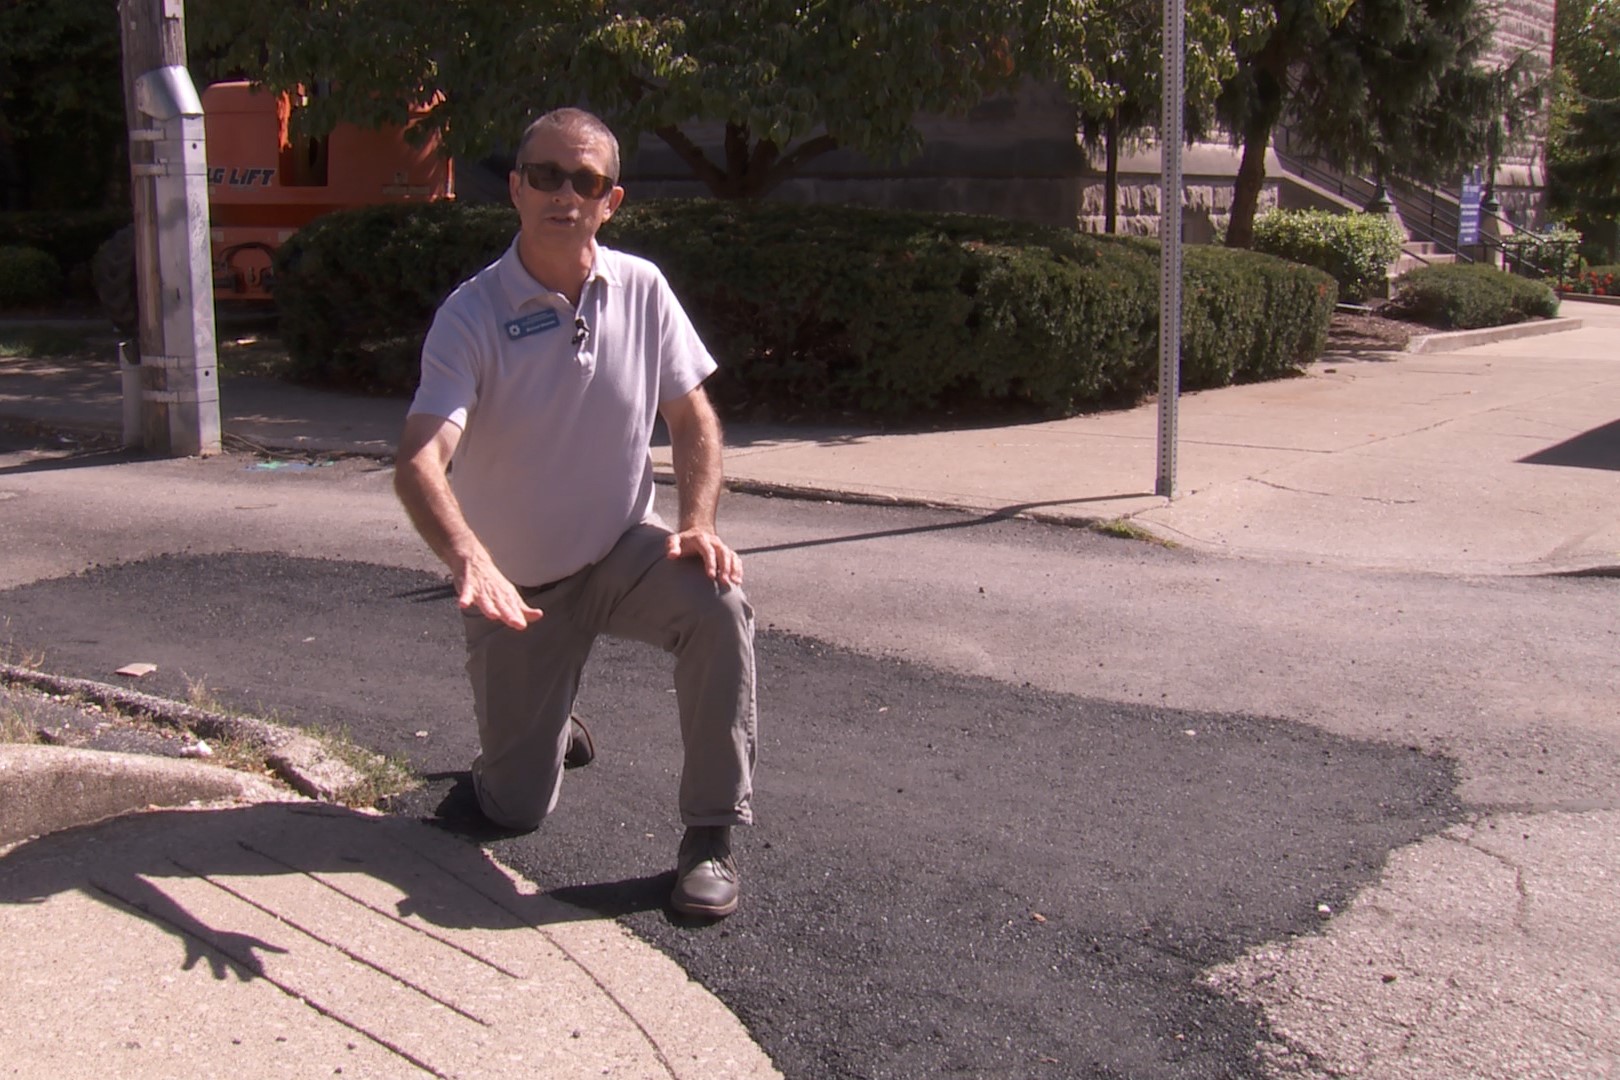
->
xmin=2 ymin=439 xmax=1614 ymax=1078
xmin=3 ymin=548 xmax=1459 ymax=1080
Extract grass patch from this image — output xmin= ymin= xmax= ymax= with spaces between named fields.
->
xmin=0 ymin=323 xmax=294 ymax=381
xmin=0 ymin=326 xmax=106 ymax=359
xmin=216 ymin=334 xmax=296 ymax=380
xmin=1 ymin=667 xmax=417 ymax=808
xmin=181 ymin=672 xmax=232 ymax=715
xmin=184 ymin=674 xmax=419 ymax=807
xmin=0 ymin=619 xmax=46 ymax=670
xmin=0 ymin=702 xmax=40 ymax=743
xmin=1092 ymin=518 xmax=1175 ymax=546
xmin=311 ymin=725 xmax=422 ymax=808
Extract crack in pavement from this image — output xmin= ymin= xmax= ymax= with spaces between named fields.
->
xmin=1250 ymin=477 xmax=1421 ymax=505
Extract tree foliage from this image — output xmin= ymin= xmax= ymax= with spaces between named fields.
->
xmin=1217 ymin=0 xmax=1541 ymax=248
xmin=191 ymin=0 xmax=1102 ymax=198
xmin=1548 ymin=0 xmax=1620 ymax=250
xmin=0 ymin=0 xmax=127 ymax=210
xmin=1069 ymin=0 xmax=1266 ymax=231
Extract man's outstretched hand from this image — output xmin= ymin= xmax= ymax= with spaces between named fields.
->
xmin=455 ymin=551 xmax=544 ymax=630
xmin=666 ymin=527 xmax=744 ymax=587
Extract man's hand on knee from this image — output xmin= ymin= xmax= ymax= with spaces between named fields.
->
xmin=666 ymin=528 xmax=744 ymax=587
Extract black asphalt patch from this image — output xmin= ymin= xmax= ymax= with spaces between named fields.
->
xmin=1 ymin=552 xmax=1464 ymax=1079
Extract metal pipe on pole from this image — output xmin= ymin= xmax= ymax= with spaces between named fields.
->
xmin=1156 ymin=0 xmax=1186 ymax=498
xmin=117 ymin=0 xmax=221 ymax=456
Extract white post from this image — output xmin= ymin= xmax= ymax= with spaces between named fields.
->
xmin=1156 ymin=0 xmax=1186 ymax=499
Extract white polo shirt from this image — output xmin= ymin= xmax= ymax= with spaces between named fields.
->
xmin=408 ymin=238 xmax=717 ymax=587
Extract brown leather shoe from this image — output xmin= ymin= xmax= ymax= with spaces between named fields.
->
xmin=564 ymin=715 xmax=595 ymax=769
xmin=671 ymin=825 xmax=739 ymax=918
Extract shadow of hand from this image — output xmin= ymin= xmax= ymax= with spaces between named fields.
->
xmin=180 ymin=928 xmax=290 ymax=981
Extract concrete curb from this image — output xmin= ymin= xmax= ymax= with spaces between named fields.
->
xmin=1406 ymin=315 xmax=1584 ymax=353
xmin=0 ymin=743 xmax=293 ymax=847
xmin=658 ymin=472 xmax=1140 ymax=534
xmin=1557 ymin=291 xmax=1620 ymax=306
xmin=0 ymin=664 xmax=372 ymax=801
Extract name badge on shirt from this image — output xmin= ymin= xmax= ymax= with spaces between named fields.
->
xmin=503 ymin=309 xmax=562 ymax=340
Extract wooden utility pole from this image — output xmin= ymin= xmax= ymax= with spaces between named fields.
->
xmin=117 ymin=0 xmax=221 ymax=456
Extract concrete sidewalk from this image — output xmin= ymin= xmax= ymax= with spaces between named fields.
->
xmin=3 ymin=299 xmax=1616 ymax=576
xmin=1 ymin=298 xmax=1615 ymax=1077
xmin=670 ymin=303 xmax=1619 ymax=576
xmin=0 ymin=752 xmax=779 ymax=1080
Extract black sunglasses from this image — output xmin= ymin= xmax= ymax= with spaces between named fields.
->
xmin=516 ymin=161 xmax=617 ymax=199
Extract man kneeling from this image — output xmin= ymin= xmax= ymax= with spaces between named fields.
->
xmin=393 ymin=107 xmax=756 ymax=918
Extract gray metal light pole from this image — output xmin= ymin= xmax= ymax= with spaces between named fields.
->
xmin=1156 ymin=0 xmax=1186 ymax=498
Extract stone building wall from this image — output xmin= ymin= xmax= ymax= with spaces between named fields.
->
xmin=1482 ymin=0 xmax=1558 ymax=217
xmin=1074 ymin=142 xmax=1286 ymax=240
xmin=620 ymin=81 xmax=1088 ymax=229
xmin=1486 ymin=0 xmax=1557 ymax=70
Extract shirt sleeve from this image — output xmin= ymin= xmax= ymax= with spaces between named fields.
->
xmin=654 ymin=270 xmax=718 ymax=405
xmin=408 ymin=298 xmax=480 ymax=429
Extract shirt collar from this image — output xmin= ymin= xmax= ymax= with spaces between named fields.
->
xmin=497 ymin=237 xmax=622 ymax=309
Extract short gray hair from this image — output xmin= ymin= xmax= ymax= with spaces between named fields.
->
xmin=517 ymin=108 xmax=621 ymax=181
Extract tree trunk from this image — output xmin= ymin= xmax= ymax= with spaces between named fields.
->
xmin=1225 ymin=98 xmax=1282 ymax=249
xmin=1104 ymin=114 xmax=1119 ymax=234
xmin=655 ymin=125 xmax=735 ymax=197
xmin=654 ymin=126 xmax=838 ymax=199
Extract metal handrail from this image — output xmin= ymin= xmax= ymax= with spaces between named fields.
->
xmin=1270 ymin=144 xmax=1556 ymax=279
xmin=1272 ymin=146 xmax=1379 ymax=208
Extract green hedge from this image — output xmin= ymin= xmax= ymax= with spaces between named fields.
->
xmin=273 ymin=200 xmax=1335 ymax=418
xmin=1182 ymin=244 xmax=1336 ymax=384
xmin=1251 ymin=209 xmax=1405 ymax=301
xmin=0 ymin=246 xmax=64 ymax=308
xmin=273 ymin=202 xmax=509 ymax=393
xmin=1390 ymin=263 xmax=1561 ymax=329
xmin=0 ymin=209 xmax=131 ymax=287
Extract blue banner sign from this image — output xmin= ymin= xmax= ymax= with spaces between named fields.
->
xmin=1458 ymin=169 xmax=1484 ymax=246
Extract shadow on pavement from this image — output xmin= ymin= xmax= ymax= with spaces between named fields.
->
xmin=1520 ymin=418 xmax=1620 ymax=472
xmin=737 ymin=493 xmax=1152 ymax=557
xmin=0 ymin=801 xmax=611 ymax=984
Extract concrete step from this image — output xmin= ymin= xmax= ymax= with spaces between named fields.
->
xmin=1390 ymin=251 xmax=1458 ymax=278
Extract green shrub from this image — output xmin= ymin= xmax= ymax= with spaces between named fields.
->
xmin=0 ymin=209 xmax=131 ymax=284
xmin=1390 ymin=263 xmax=1561 ymax=329
xmin=274 ymin=199 xmax=1334 ymax=417
xmin=273 ymin=202 xmax=516 ymax=391
xmin=1180 ymin=245 xmax=1337 ymax=384
xmin=0 ymin=246 xmax=64 ymax=308
xmin=1498 ymin=223 xmax=1583 ymax=281
xmin=1250 ymin=209 xmax=1405 ymax=301
xmin=601 ymin=200 xmax=1169 ymax=415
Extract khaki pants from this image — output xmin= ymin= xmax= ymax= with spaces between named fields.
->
xmin=463 ymin=523 xmax=757 ymax=831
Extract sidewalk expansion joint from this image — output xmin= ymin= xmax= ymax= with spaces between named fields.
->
xmin=408 ymin=842 xmax=684 ymax=1080
xmin=238 ymin=837 xmax=527 ymax=979
xmin=168 ymin=853 xmax=492 ymax=1028
xmin=89 ymin=875 xmax=449 ymax=1078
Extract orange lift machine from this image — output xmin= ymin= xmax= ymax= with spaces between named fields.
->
xmin=203 ymin=81 xmax=453 ymax=301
